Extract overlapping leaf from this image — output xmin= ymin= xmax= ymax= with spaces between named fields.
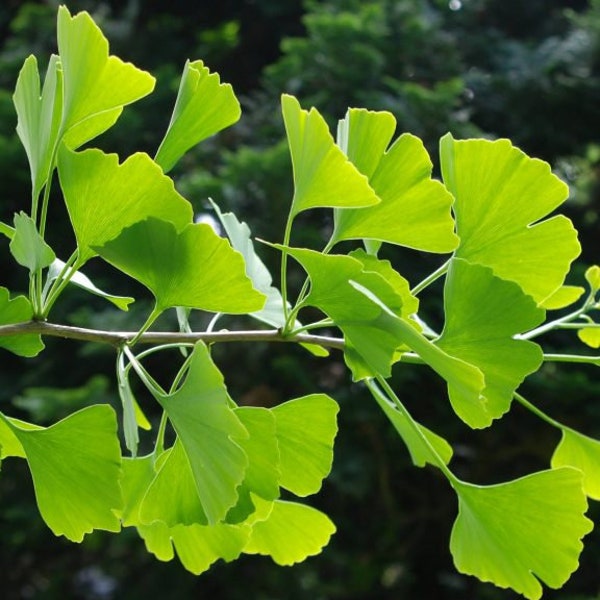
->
xmin=0 ymin=287 xmax=44 ymax=357
xmin=437 ymin=259 xmax=545 ymax=428
xmin=57 ymin=6 xmax=154 ymax=135
xmin=94 ymin=217 xmax=266 ymax=314
xmin=440 ymin=134 xmax=580 ymax=303
xmin=58 ymin=148 xmax=193 ymax=263
xmin=451 ymin=468 xmax=593 ymax=600
xmin=155 ymin=60 xmax=241 ymax=173
xmin=281 ymin=94 xmax=379 ymax=216
xmin=552 ymin=429 xmax=600 ymax=500
xmin=1 ymin=405 xmax=122 ymax=542
xmin=332 ymin=109 xmax=458 ymax=252
xmin=10 ymin=212 xmax=55 ymax=272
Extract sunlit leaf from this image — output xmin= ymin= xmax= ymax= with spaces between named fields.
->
xmin=155 ymin=60 xmax=241 ymax=173
xmin=151 ymin=343 xmax=249 ymax=524
xmin=244 ymin=498 xmax=336 ymax=566
xmin=235 ymin=407 xmax=280 ymax=501
xmin=121 ymin=454 xmax=155 ymax=527
xmin=0 ymin=416 xmax=42 ymax=459
xmin=540 ymin=285 xmax=585 ymax=310
xmin=58 ymin=147 xmax=193 ymax=263
xmin=57 ymin=6 xmax=154 ymax=134
xmin=2 ymin=405 xmax=122 ymax=542
xmin=0 ymin=287 xmax=44 ymax=357
xmin=440 ymin=134 xmax=580 ymax=303
xmin=281 ymin=94 xmax=379 ymax=216
xmin=9 ymin=212 xmax=55 ymax=272
xmin=370 ymin=381 xmax=452 ymax=467
xmin=451 ymin=468 xmax=593 ymax=600
xmin=137 ymin=521 xmax=174 ymax=561
xmin=13 ymin=54 xmax=62 ymax=196
xmin=552 ymin=429 xmax=600 ymax=500
xmin=333 ymin=109 xmax=458 ymax=252
xmin=437 ymin=259 xmax=544 ymax=428
xmin=95 ymin=217 xmax=266 ymax=314
xmin=585 ymin=265 xmax=600 ymax=292
xmin=577 ymin=327 xmax=600 ymax=348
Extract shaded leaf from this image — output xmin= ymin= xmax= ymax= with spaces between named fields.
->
xmin=451 ymin=468 xmax=593 ymax=600
xmin=155 ymin=60 xmax=241 ymax=173
xmin=552 ymin=429 xmax=600 ymax=500
xmin=0 ymin=287 xmax=44 ymax=357
xmin=2 ymin=405 xmax=122 ymax=542
xmin=95 ymin=218 xmax=266 ymax=314
xmin=281 ymin=94 xmax=379 ymax=216
xmin=333 ymin=109 xmax=457 ymax=252
xmin=58 ymin=147 xmax=193 ymax=263
xmin=10 ymin=212 xmax=55 ymax=272
xmin=440 ymin=134 xmax=580 ymax=303
xmin=437 ymin=259 xmax=544 ymax=428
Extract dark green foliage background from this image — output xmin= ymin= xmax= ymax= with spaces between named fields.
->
xmin=1 ymin=0 xmax=600 ymax=598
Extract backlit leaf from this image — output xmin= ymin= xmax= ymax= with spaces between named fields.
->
xmin=58 ymin=147 xmax=193 ymax=263
xmin=155 ymin=60 xmax=241 ymax=173
xmin=272 ymin=394 xmax=338 ymax=496
xmin=281 ymin=94 xmax=379 ymax=216
xmin=437 ymin=259 xmax=544 ymax=428
xmin=577 ymin=327 xmax=600 ymax=348
xmin=95 ymin=218 xmax=266 ymax=314
xmin=451 ymin=468 xmax=593 ymax=600
xmin=585 ymin=265 xmax=600 ymax=291
xmin=2 ymin=405 xmax=122 ymax=541
xmin=244 ymin=498 xmax=336 ymax=566
xmin=333 ymin=109 xmax=458 ymax=252
xmin=552 ymin=429 xmax=600 ymax=500
xmin=10 ymin=212 xmax=55 ymax=272
xmin=440 ymin=134 xmax=580 ymax=303
xmin=0 ymin=287 xmax=44 ymax=357
xmin=540 ymin=285 xmax=585 ymax=310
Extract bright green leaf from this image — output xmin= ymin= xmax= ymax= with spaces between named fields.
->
xmin=95 ymin=217 xmax=266 ymax=314
xmin=370 ymin=381 xmax=452 ymax=467
xmin=10 ymin=212 xmax=55 ymax=272
xmin=121 ymin=455 xmax=155 ymax=527
xmin=2 ymin=405 xmax=122 ymax=542
xmin=0 ymin=287 xmax=44 ymax=357
xmin=0 ymin=221 xmax=15 ymax=239
xmin=57 ymin=6 xmax=155 ymax=135
xmin=58 ymin=147 xmax=193 ymax=263
xmin=244 ymin=498 xmax=336 ymax=566
xmin=437 ymin=259 xmax=544 ymax=428
xmin=155 ymin=60 xmax=241 ymax=173
xmin=151 ymin=343 xmax=249 ymax=524
xmin=137 ymin=521 xmax=174 ymax=562
xmin=451 ymin=468 xmax=593 ymax=600
xmin=281 ymin=94 xmax=379 ymax=216
xmin=440 ymin=134 xmax=580 ymax=303
xmin=577 ymin=327 xmax=600 ymax=348
xmin=0 ymin=416 xmax=43 ymax=459
xmin=272 ymin=394 xmax=338 ymax=496
xmin=553 ymin=429 xmax=600 ymax=500
xmin=585 ymin=265 xmax=600 ymax=292
xmin=333 ymin=110 xmax=458 ymax=252
xmin=13 ymin=54 xmax=62 ymax=196
xmin=46 ymin=259 xmax=134 ymax=311
xmin=540 ymin=285 xmax=585 ymax=310
xmin=235 ymin=407 xmax=280 ymax=501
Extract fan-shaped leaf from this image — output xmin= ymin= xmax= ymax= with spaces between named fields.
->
xmin=577 ymin=327 xmax=600 ymax=348
xmin=10 ymin=212 xmax=55 ymax=272
xmin=0 ymin=287 xmax=44 ymax=357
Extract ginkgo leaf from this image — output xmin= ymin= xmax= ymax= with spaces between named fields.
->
xmin=369 ymin=381 xmax=452 ymax=467
xmin=57 ymin=6 xmax=155 ymax=134
xmin=0 ymin=287 xmax=44 ymax=357
xmin=13 ymin=54 xmax=62 ymax=196
xmin=58 ymin=147 xmax=193 ymax=263
xmin=585 ymin=265 xmax=600 ymax=291
xmin=0 ymin=416 xmax=42 ymax=459
xmin=437 ymin=259 xmax=544 ymax=428
xmin=440 ymin=134 xmax=580 ymax=303
xmin=281 ymin=94 xmax=379 ymax=217
xmin=94 ymin=218 xmax=266 ymax=314
xmin=155 ymin=60 xmax=241 ymax=173
xmin=1 ymin=405 xmax=122 ymax=542
xmin=234 ymin=407 xmax=281 ymax=501
xmin=121 ymin=455 xmax=155 ymax=527
xmin=577 ymin=327 xmax=600 ymax=348
xmin=271 ymin=394 xmax=338 ymax=497
xmin=137 ymin=521 xmax=174 ymax=562
xmin=451 ymin=468 xmax=593 ymax=600
xmin=244 ymin=498 xmax=336 ymax=566
xmin=151 ymin=343 xmax=249 ymax=524
xmin=540 ymin=285 xmax=585 ymax=310
xmin=333 ymin=109 xmax=458 ymax=252
xmin=10 ymin=212 xmax=55 ymax=272
xmin=552 ymin=429 xmax=600 ymax=500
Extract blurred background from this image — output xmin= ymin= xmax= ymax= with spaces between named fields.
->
xmin=1 ymin=0 xmax=600 ymax=598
